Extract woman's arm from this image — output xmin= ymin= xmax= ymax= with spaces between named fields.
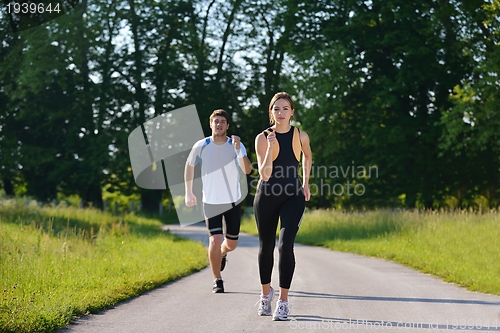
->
xmin=255 ymin=132 xmax=275 ymax=181
xmin=300 ymin=131 xmax=312 ymax=201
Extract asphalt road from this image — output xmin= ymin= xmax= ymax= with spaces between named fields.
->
xmin=60 ymin=222 xmax=500 ymax=333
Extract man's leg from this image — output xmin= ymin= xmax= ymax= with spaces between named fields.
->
xmin=204 ymin=203 xmax=225 ymax=280
xmin=208 ymin=234 xmax=223 ymax=279
xmin=221 ymin=203 xmax=241 ymax=256
xmin=221 ymin=239 xmax=238 ymax=255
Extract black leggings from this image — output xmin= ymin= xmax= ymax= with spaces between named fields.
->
xmin=253 ymin=184 xmax=305 ymax=289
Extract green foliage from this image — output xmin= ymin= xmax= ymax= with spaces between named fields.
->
xmin=0 ymin=198 xmax=208 ymax=333
xmin=282 ymin=0 xmax=489 ymax=209
xmin=437 ymin=0 xmax=500 ymax=207
xmin=1 ymin=0 xmax=500 ymax=209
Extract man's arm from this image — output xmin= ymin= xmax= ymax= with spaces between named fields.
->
xmin=184 ymin=161 xmax=197 ymax=206
xmin=241 ymin=155 xmax=252 ymax=174
xmin=232 ymin=135 xmax=252 ymax=174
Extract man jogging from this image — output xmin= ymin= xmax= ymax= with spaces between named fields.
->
xmin=184 ymin=109 xmax=251 ymax=293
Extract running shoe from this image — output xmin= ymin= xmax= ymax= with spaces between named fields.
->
xmin=220 ymin=254 xmax=227 ymax=272
xmin=212 ymin=279 xmax=224 ymax=293
xmin=272 ymin=299 xmax=290 ymax=321
xmin=257 ymin=286 xmax=275 ymax=316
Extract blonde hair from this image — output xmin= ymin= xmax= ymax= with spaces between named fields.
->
xmin=268 ymin=92 xmax=295 ymax=125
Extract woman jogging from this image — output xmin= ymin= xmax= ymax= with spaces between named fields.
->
xmin=253 ymin=92 xmax=312 ymax=321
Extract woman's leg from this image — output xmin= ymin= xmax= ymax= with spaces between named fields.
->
xmin=277 ymin=190 xmax=305 ymax=301
xmin=254 ymin=189 xmax=280 ymax=293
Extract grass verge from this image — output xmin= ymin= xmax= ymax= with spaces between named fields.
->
xmin=0 ymin=199 xmax=208 ymax=333
xmin=241 ymin=209 xmax=500 ymax=296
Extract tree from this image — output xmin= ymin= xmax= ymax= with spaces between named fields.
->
xmin=283 ymin=0 xmax=475 ymax=208
xmin=439 ymin=0 xmax=500 ymax=208
xmin=0 ymin=14 xmax=23 ymax=197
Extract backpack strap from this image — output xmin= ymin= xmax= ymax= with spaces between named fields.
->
xmin=200 ymin=137 xmax=211 ymax=153
xmin=194 ymin=137 xmax=212 ymax=166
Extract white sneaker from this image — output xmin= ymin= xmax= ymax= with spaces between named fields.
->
xmin=272 ymin=299 xmax=290 ymax=321
xmin=257 ymin=286 xmax=275 ymax=316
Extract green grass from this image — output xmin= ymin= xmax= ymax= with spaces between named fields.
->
xmin=241 ymin=209 xmax=500 ymax=296
xmin=0 ymin=199 xmax=208 ymax=333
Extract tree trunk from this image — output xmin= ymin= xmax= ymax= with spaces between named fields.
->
xmin=1 ymin=177 xmax=14 ymax=196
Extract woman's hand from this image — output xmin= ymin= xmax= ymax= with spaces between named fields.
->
xmin=267 ymin=130 xmax=277 ymax=148
xmin=303 ymin=185 xmax=311 ymax=201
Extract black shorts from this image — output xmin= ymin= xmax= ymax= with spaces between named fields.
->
xmin=203 ymin=202 xmax=241 ymax=240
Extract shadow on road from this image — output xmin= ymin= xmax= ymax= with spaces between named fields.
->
xmin=290 ymin=290 xmax=500 ymax=306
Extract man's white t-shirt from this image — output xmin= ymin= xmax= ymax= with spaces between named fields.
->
xmin=187 ymin=137 xmax=247 ymax=205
